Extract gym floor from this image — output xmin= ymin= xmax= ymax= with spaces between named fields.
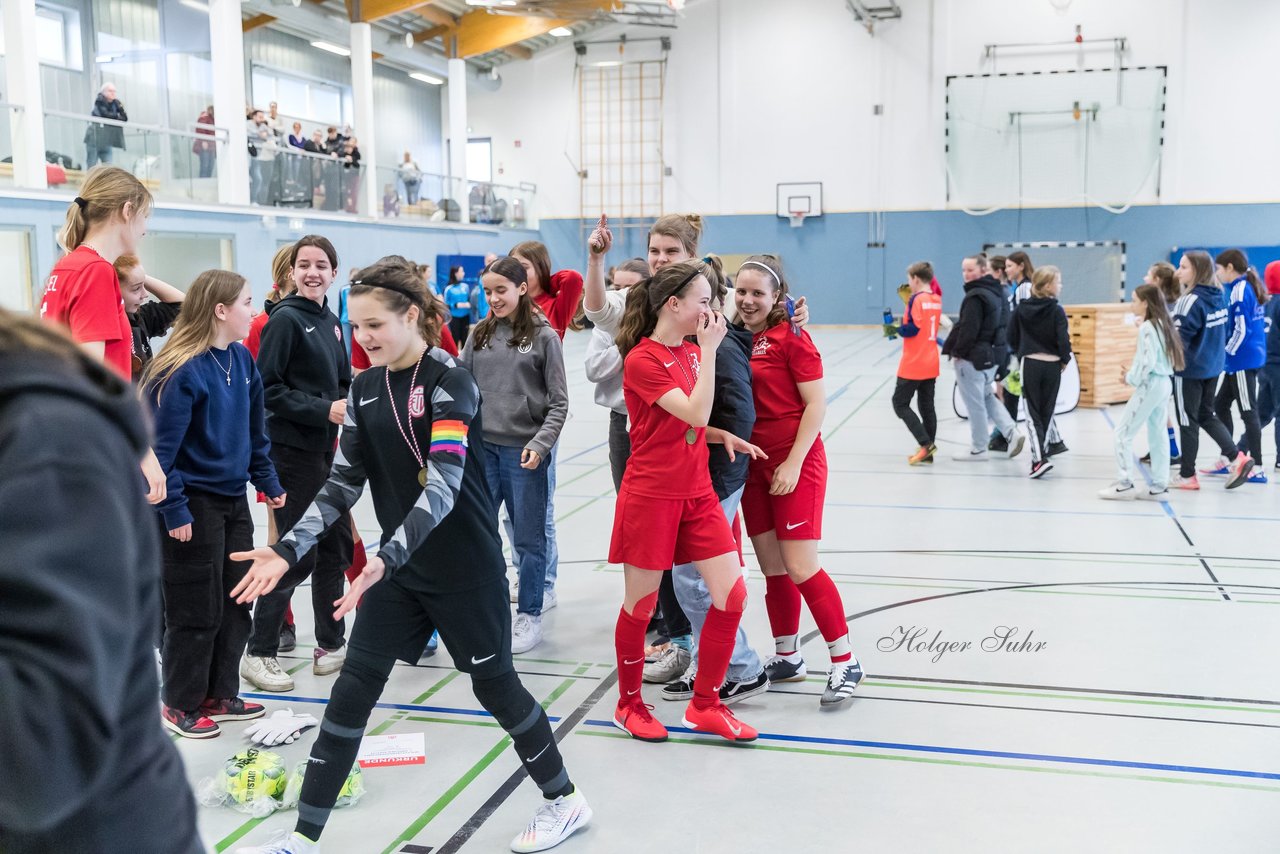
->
xmin=179 ymin=327 xmax=1280 ymax=854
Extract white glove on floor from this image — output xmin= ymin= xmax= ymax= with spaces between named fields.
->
xmin=244 ymin=709 xmax=319 ymax=746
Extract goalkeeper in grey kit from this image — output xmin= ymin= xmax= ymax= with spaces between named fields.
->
xmin=229 ymin=256 xmax=592 ymax=854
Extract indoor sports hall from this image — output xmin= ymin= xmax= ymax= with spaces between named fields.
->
xmin=2 ymin=1 xmax=1278 ymax=853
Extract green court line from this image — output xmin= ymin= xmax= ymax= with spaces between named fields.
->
xmin=556 ymin=461 xmax=610 ymax=489
xmin=378 ymin=676 xmax=579 ymax=853
xmin=575 ymin=729 xmax=1280 ymax=794
xmin=554 ymin=490 xmax=613 ymax=524
xmin=1232 ymin=599 xmax=1280 ymax=606
xmin=215 ymin=817 xmax=266 ymax=850
xmin=368 ymin=670 xmax=461 ymax=737
xmin=404 ymin=715 xmax=502 ymax=728
xmin=825 ymin=376 xmax=893 ymax=439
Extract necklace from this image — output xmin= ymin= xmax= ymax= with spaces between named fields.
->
xmin=208 ymin=348 xmax=232 ymax=385
xmin=660 ymin=340 xmax=699 ymax=445
xmin=385 ymin=349 xmax=428 ymax=487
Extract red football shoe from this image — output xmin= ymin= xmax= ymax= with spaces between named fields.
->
xmin=613 ymin=699 xmax=668 ymax=742
xmin=682 ymin=701 xmax=758 ymax=743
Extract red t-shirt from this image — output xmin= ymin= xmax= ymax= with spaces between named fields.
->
xmin=532 ymin=269 xmax=584 ymax=339
xmin=622 ymin=337 xmax=712 ymax=499
xmin=898 ymin=292 xmax=943 ymax=380
xmin=39 ymin=246 xmax=132 ymax=379
xmin=245 ymin=310 xmax=270 ymax=359
xmin=748 ymin=323 xmax=824 ymax=453
xmin=349 ymin=324 xmax=458 ymax=370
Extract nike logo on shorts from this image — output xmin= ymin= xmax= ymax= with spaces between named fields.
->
xmin=360 ymin=396 xmax=379 ymax=406
xmin=471 ymin=654 xmax=496 ymax=664
xmin=526 ymin=744 xmax=550 ymax=763
xmin=785 ymin=521 xmax=808 ymax=531
xmin=623 ymin=657 xmax=643 ymax=666
xmin=305 ymin=326 xmax=316 ymax=333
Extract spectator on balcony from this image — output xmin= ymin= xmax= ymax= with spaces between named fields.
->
xmin=398 ymin=151 xmax=422 ymax=206
xmin=85 ymin=83 xmax=127 ymax=169
xmin=266 ymin=102 xmax=285 ymax=140
xmin=288 ymin=122 xmax=306 ymax=149
xmin=193 ymin=105 xmax=216 ymax=178
xmin=247 ymin=109 xmax=277 ymax=205
xmin=324 ymin=127 xmax=344 ymax=156
xmin=340 ymin=138 xmax=362 ymax=214
xmin=305 ymin=130 xmax=325 ymax=154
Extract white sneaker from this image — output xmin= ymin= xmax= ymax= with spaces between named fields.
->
xmin=1137 ymin=487 xmax=1170 ymax=501
xmin=1006 ymin=431 xmax=1026 ymax=459
xmin=313 ymin=645 xmax=346 ymax=676
xmin=235 ymin=830 xmax=320 ymax=854
xmin=509 ymin=576 xmax=520 ymax=604
xmin=541 ymin=588 xmax=557 ymax=612
xmin=240 ymin=655 xmax=294 ymax=692
xmin=1098 ymin=480 xmax=1137 ymax=501
xmin=642 ymin=645 xmax=691 ymax=684
xmin=952 ymin=449 xmax=989 ymax=462
xmin=512 ymin=613 xmax=543 ymax=655
xmin=510 ymin=788 xmax=592 ymax=853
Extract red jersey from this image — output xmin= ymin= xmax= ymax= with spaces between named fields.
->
xmin=748 ymin=323 xmax=824 ymax=453
xmin=622 ymin=337 xmax=712 ymax=499
xmin=245 ymin=310 xmax=270 ymax=359
xmin=898 ymin=291 xmax=943 ymax=380
xmin=39 ymin=246 xmax=131 ymax=379
xmin=350 ymin=324 xmax=458 ymax=370
xmin=532 ymin=269 xmax=584 ymax=339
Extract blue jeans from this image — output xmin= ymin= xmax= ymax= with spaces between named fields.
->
xmin=670 ymin=486 xmax=763 ymax=682
xmin=197 ymin=148 xmax=215 ymax=178
xmin=86 ymin=146 xmax=112 ymax=168
xmin=505 ymin=442 xmax=558 ymax=591
xmin=483 ymin=441 xmax=549 ymax=616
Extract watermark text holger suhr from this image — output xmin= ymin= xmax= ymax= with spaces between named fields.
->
xmin=877 ymin=626 xmax=1047 ymax=663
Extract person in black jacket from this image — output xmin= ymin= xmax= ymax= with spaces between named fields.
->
xmin=114 ymin=253 xmax=185 ymax=382
xmin=942 ymin=254 xmax=1025 ymax=461
xmin=242 ymin=235 xmax=354 ymax=693
xmin=85 ymin=83 xmax=127 ymax=169
xmin=1009 ymin=265 xmax=1072 ymax=478
xmin=0 ymin=310 xmax=202 ymax=854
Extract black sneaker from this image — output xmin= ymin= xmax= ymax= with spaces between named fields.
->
xmin=720 ymin=672 xmax=770 ymax=705
xmin=278 ymin=624 xmax=296 ymax=653
xmin=1047 ymin=440 xmax=1069 ymax=457
xmin=1140 ymin=451 xmax=1152 ymax=464
xmin=988 ymin=433 xmax=1009 ymax=453
xmin=198 ymin=696 xmax=266 ymax=722
xmin=661 ymin=672 xmax=695 ymax=702
xmin=1029 ymin=459 xmax=1054 ymax=479
xmin=764 ymin=655 xmax=807 ymax=684
xmin=161 ymin=704 xmax=220 ymax=739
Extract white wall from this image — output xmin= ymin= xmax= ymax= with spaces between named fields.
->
xmin=466 ymin=0 xmax=1280 ymax=220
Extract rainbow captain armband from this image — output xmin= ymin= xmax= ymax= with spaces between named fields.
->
xmin=430 ymin=420 xmax=469 ymax=456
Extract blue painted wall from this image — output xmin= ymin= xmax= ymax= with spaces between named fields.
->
xmin=539 ymin=204 xmax=1280 ymax=324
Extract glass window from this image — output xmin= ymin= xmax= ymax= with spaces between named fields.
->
xmin=35 ymin=9 xmax=67 ymax=67
xmin=0 ymin=230 xmax=35 ymax=312
xmin=309 ymin=85 xmax=342 ymax=126
xmin=467 ymin=139 xmax=492 ymax=183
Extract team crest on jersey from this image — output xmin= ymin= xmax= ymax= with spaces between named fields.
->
xmin=335 ymin=325 xmax=343 ymax=341
xmin=752 ymin=336 xmax=771 ymax=357
xmin=518 ymin=339 xmax=533 ymax=354
xmin=408 ymin=385 xmax=425 ymax=418
xmin=688 ymin=350 xmax=701 ymax=378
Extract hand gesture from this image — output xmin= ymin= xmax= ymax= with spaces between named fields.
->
xmin=265 ymin=492 xmax=287 ymax=509
xmin=696 ymin=310 xmax=728 ymax=352
xmin=228 ymin=547 xmax=291 ymax=604
xmin=169 ymin=524 xmax=192 ymax=542
xmin=588 ymin=213 xmax=612 ymax=256
xmin=141 ymin=449 xmax=167 ymax=505
xmin=769 ymin=459 xmax=802 ymax=496
xmin=329 ymin=399 xmax=348 ymax=425
xmin=334 ymin=556 xmax=385 ymax=620
xmin=520 ymin=448 xmax=542 ymax=470
xmin=720 ymin=431 xmax=768 ymax=463
xmin=791 ymin=296 xmax=810 ymax=328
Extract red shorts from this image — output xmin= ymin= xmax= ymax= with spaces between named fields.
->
xmin=741 ymin=441 xmax=827 ymax=540
xmin=609 ymin=487 xmax=737 ymax=570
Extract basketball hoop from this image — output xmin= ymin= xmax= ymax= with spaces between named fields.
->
xmin=789 ymin=210 xmax=806 ymax=228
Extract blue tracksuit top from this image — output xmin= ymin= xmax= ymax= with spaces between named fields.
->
xmin=1173 ymin=284 xmax=1229 ymax=379
xmin=1224 ymin=276 xmax=1267 ymax=373
xmin=1265 ymin=298 xmax=1280 ymax=367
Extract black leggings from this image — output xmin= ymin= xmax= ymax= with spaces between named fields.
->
xmin=295 ymin=577 xmax=571 ymax=841
xmin=1216 ymin=369 xmax=1262 ymax=467
xmin=892 ymin=378 xmax=937 ymax=447
xmin=1021 ymin=359 xmax=1061 ymax=463
xmin=1174 ymin=376 xmax=1238 ymax=478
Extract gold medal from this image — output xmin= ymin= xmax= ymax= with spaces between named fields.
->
xmin=685 ymin=428 xmax=696 ymax=444
xmin=418 ymin=467 xmax=428 ymax=487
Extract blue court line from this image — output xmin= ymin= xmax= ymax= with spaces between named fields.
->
xmin=578 ymin=719 xmax=1280 ymax=782
xmin=825 ymin=500 xmax=1158 ymax=519
xmin=558 ymin=441 xmax=607 ymax=464
xmin=241 ymin=691 xmax=563 ymax=723
xmin=824 ymin=377 xmax=858 ymax=405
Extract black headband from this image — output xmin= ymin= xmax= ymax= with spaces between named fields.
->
xmin=350 ymin=279 xmax=425 ymax=307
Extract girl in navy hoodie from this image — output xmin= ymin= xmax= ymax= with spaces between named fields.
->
xmin=1171 ymin=251 xmax=1248 ymax=490
xmin=144 ymin=270 xmax=285 ymax=738
xmin=1208 ymin=249 xmax=1267 ymax=479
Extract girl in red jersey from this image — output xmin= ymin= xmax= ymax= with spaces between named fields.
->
xmin=39 ymin=165 xmax=166 ymax=505
xmin=734 ymin=254 xmax=865 ymax=707
xmin=610 ymin=260 xmax=759 ymax=743
xmin=245 ymin=244 xmax=295 ymax=361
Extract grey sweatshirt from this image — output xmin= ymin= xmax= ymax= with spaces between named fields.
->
xmin=461 ymin=315 xmax=568 ymax=458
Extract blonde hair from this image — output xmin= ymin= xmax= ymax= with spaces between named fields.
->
xmin=649 ymin=214 xmax=703 ymax=258
xmin=1030 ymin=265 xmax=1061 ymax=298
xmin=59 ymin=166 xmax=153 ymax=251
xmin=142 ymin=270 xmax=247 ymax=403
xmin=268 ymin=244 xmax=295 ymax=303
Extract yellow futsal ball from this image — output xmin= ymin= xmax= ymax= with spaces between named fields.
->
xmin=224 ymin=748 xmax=288 ymax=805
xmin=335 ymin=764 xmax=364 ymax=807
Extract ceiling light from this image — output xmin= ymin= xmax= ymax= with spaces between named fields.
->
xmin=179 ymin=0 xmax=209 ymax=12
xmin=311 ymin=40 xmax=351 ymax=56
xmin=549 ymin=26 xmax=572 ymax=37
xmin=404 ymin=31 xmax=415 ymax=47
xmin=500 ymin=0 xmax=518 ymax=5
xmin=410 ymin=71 xmax=444 ymax=85
xmin=594 ymin=60 xmax=621 ymax=67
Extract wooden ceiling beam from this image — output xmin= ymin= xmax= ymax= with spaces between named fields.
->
xmin=241 ymin=12 xmax=276 ymax=32
xmin=413 ymin=23 xmax=451 ymax=44
xmin=504 ymin=43 xmax=534 ymax=60
xmin=455 ymin=4 xmax=615 ymax=58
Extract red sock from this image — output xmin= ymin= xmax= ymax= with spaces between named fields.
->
xmin=797 ymin=570 xmax=852 ymax=663
xmin=284 ymin=602 xmax=295 ymax=628
xmin=615 ymin=591 xmax=658 ymax=704
xmin=692 ymin=578 xmax=746 ymax=710
xmin=345 ymin=537 xmax=367 ymax=585
xmin=764 ymin=574 xmax=802 ymax=651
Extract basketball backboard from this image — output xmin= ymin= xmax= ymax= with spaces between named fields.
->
xmin=776 ymin=182 xmax=823 ymax=222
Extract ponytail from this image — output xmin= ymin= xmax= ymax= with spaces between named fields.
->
xmin=616 ymin=260 xmax=708 ymax=355
xmin=58 ymin=166 xmax=152 ymax=251
xmin=1246 ymin=267 xmax=1269 ymax=304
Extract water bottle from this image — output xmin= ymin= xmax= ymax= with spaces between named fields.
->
xmin=785 ymin=296 xmax=801 ymax=336
xmin=883 ymin=308 xmax=898 ymax=340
